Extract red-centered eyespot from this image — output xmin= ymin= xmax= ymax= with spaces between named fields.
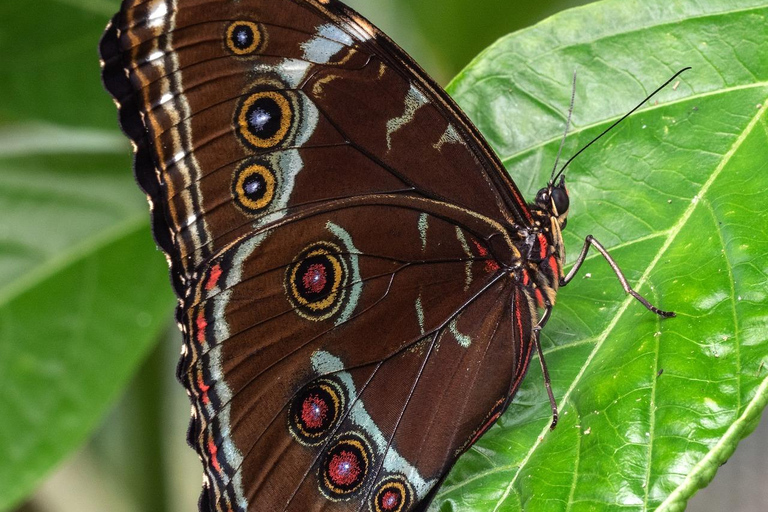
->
xmin=381 ymin=490 xmax=400 ymax=510
xmin=286 ymin=241 xmax=347 ymax=321
xmin=371 ymin=474 xmax=413 ymax=512
xmin=289 ymin=378 xmax=345 ymax=445
xmin=320 ymin=433 xmax=372 ymax=499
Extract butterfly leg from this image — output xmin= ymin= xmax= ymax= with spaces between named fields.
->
xmin=532 ymin=305 xmax=559 ymax=430
xmin=561 ymin=235 xmax=675 ymax=318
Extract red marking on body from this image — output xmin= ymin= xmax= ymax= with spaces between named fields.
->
xmin=534 ymin=288 xmax=545 ymax=308
xmin=301 ymin=394 xmax=328 ymax=429
xmin=381 ymin=490 xmax=400 ymax=509
xmin=522 ymin=269 xmax=530 ymax=286
xmin=509 ymin=188 xmax=535 ymax=224
xmin=196 ymin=312 xmax=207 ymax=342
xmin=548 ymin=255 xmax=559 ymax=277
xmin=514 ymin=291 xmax=525 ymax=368
xmin=303 ymin=263 xmax=327 ymax=293
xmin=208 ymin=439 xmax=221 ymax=472
xmin=198 ymin=377 xmax=211 ymax=405
xmin=205 ymin=264 xmax=222 ymax=290
xmin=538 ymin=234 xmax=548 ymax=260
xmin=328 ymin=450 xmax=361 ymax=486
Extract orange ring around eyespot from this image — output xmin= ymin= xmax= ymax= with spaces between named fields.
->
xmin=233 ymin=163 xmax=275 ymax=212
xmin=289 ymin=247 xmax=344 ymax=311
xmin=372 ymin=479 xmax=409 ymax=512
xmin=289 ymin=380 xmax=344 ymax=444
xmin=225 ymin=21 xmax=262 ymax=55
xmin=322 ymin=437 xmax=371 ymax=496
xmin=237 ymin=90 xmax=292 ymax=148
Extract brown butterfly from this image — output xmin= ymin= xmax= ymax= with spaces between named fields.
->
xmin=99 ymin=0 xmax=675 ymax=510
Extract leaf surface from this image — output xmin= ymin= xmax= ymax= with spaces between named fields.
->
xmin=0 ymin=50 xmax=173 ymax=512
xmin=433 ymin=0 xmax=768 ymax=510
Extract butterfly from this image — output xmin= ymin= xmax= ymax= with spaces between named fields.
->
xmin=99 ymin=0 xmax=676 ymax=510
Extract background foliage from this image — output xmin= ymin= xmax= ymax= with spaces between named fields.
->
xmin=0 ymin=0 xmax=766 ymax=511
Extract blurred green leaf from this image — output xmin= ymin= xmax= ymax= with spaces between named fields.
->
xmin=0 ymin=1 xmax=175 ymax=508
xmin=0 ymin=137 xmax=174 ymax=509
xmin=433 ymin=0 xmax=768 ymax=510
xmin=0 ymin=0 xmax=120 ymax=127
xmin=343 ymin=0 xmax=595 ymax=84
xmin=1 ymin=0 xmax=766 ymax=510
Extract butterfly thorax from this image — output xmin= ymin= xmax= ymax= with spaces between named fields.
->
xmin=515 ymin=177 xmax=570 ymax=309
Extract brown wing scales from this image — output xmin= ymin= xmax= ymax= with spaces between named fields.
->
xmin=99 ymin=1 xmax=539 ymax=511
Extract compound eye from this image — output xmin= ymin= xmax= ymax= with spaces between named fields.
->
xmin=551 ymin=187 xmax=569 ymax=215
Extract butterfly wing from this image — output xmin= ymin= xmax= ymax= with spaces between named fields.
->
xmin=100 ymin=0 xmax=533 ymax=294
xmin=100 ymin=0 xmax=538 ymax=510
xmin=181 ymin=198 xmax=536 ymax=511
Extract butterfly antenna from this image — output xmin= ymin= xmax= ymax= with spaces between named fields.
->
xmin=552 ymin=67 xmax=691 ymax=183
xmin=550 ymin=70 xmax=578 ymax=185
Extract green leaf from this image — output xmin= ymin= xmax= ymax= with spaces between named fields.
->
xmin=343 ymin=0 xmax=595 ymax=87
xmin=0 ymin=128 xmax=174 ymax=509
xmin=433 ymin=0 xmax=768 ymax=510
xmin=0 ymin=1 xmax=176 ymax=507
xmin=0 ymin=0 xmax=120 ymax=127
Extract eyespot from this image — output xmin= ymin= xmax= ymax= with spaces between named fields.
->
xmin=289 ymin=377 xmax=346 ymax=445
xmin=232 ymin=162 xmax=276 ymax=213
xmin=236 ymin=90 xmax=293 ymax=149
xmin=551 ymin=187 xmax=570 ymax=215
xmin=320 ymin=432 xmax=373 ymax=500
xmin=370 ymin=474 xmax=414 ymax=512
xmin=286 ymin=241 xmax=348 ymax=321
xmin=225 ymin=21 xmax=263 ymax=55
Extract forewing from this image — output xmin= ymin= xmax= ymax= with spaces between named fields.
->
xmin=100 ymin=0 xmax=532 ymax=294
xmin=98 ymin=0 xmax=539 ymax=511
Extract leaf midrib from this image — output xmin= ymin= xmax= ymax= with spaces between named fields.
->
xmin=0 ymin=214 xmax=151 ymax=310
xmin=491 ymin=92 xmax=768 ymax=510
xmin=435 ymin=90 xmax=768 ymax=508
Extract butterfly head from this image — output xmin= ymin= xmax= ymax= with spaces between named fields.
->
xmin=535 ymin=175 xmax=570 ymax=230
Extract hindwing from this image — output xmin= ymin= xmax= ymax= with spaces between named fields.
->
xmin=181 ymin=198 xmax=535 ymax=510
